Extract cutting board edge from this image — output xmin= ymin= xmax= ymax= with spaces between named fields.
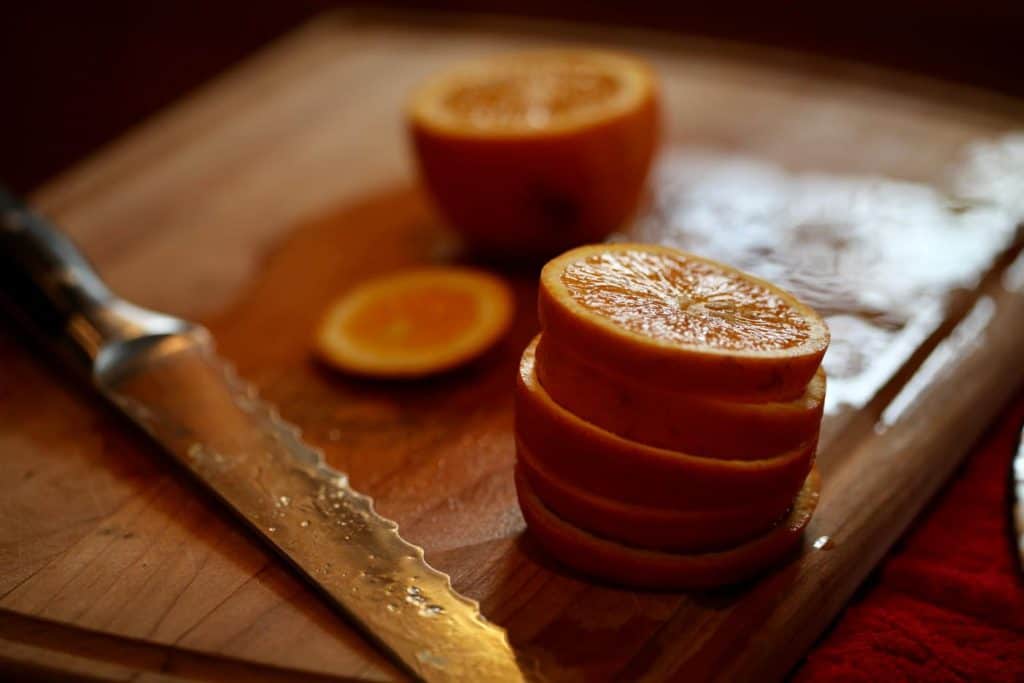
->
xmin=30 ymin=8 xmax=1024 ymax=218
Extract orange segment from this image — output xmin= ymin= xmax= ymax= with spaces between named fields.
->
xmin=516 ymin=467 xmax=820 ymax=589
xmin=535 ymin=334 xmax=826 ymax=459
xmin=315 ymin=267 xmax=513 ymax=378
xmin=539 ymin=243 xmax=830 ymax=399
xmin=408 ymin=51 xmax=659 ymax=256
xmin=517 ymin=443 xmax=796 ymax=553
xmin=515 ymin=336 xmax=816 ymax=510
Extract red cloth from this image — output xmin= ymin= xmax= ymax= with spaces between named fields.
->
xmin=795 ymin=390 xmax=1024 ymax=682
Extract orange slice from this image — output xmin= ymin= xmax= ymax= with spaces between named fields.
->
xmin=539 ymin=243 xmax=830 ymax=399
xmin=517 ymin=443 xmax=796 ymax=553
xmin=515 ymin=336 xmax=815 ymax=509
xmin=535 ymin=334 xmax=826 ymax=459
xmin=517 ymin=467 xmax=820 ymax=589
xmin=408 ymin=50 xmax=659 ymax=257
xmin=315 ymin=267 xmax=514 ymax=378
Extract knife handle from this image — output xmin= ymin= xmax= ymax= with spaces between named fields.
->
xmin=0 ymin=186 xmax=188 ymax=375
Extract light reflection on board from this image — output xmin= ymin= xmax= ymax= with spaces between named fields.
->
xmin=631 ymin=134 xmax=1024 ymax=414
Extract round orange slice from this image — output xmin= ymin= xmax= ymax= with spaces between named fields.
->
xmin=515 ymin=336 xmax=815 ymax=509
xmin=517 ymin=443 xmax=796 ymax=553
xmin=315 ymin=267 xmax=514 ymax=378
xmin=535 ymin=334 xmax=826 ymax=459
xmin=516 ymin=466 xmax=820 ymax=589
xmin=538 ymin=243 xmax=830 ymax=399
xmin=408 ymin=50 xmax=659 ymax=257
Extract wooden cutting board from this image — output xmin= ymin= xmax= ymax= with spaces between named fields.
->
xmin=3 ymin=10 xmax=1024 ymax=682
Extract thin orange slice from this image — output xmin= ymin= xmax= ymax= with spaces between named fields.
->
xmin=315 ymin=267 xmax=514 ymax=378
xmin=535 ymin=334 xmax=826 ymax=459
xmin=408 ymin=50 xmax=659 ymax=256
xmin=517 ymin=467 xmax=820 ymax=589
xmin=515 ymin=336 xmax=815 ymax=509
xmin=517 ymin=443 xmax=796 ymax=553
xmin=539 ymin=243 xmax=830 ymax=399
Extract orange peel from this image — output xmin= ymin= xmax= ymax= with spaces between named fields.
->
xmin=535 ymin=334 xmax=826 ymax=459
xmin=515 ymin=336 xmax=816 ymax=509
xmin=517 ymin=442 xmax=796 ymax=553
xmin=408 ymin=50 xmax=659 ymax=256
xmin=517 ymin=466 xmax=820 ymax=589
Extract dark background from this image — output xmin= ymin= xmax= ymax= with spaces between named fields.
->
xmin=4 ymin=0 xmax=1024 ymax=196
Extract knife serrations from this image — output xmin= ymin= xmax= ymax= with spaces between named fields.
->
xmin=96 ymin=327 xmax=531 ymax=682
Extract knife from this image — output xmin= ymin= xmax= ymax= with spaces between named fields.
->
xmin=0 ymin=187 xmax=529 ymax=682
xmin=1012 ymin=419 xmax=1024 ymax=575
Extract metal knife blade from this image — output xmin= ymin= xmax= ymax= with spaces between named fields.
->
xmin=1012 ymin=419 xmax=1024 ymax=573
xmin=0 ymin=189 xmax=530 ymax=682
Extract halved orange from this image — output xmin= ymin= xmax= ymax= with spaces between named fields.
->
xmin=517 ymin=467 xmax=820 ymax=589
xmin=315 ymin=267 xmax=514 ymax=378
xmin=535 ymin=334 xmax=826 ymax=459
xmin=538 ymin=244 xmax=830 ymax=399
xmin=408 ymin=50 xmax=660 ymax=257
xmin=515 ymin=336 xmax=815 ymax=509
xmin=517 ymin=443 xmax=795 ymax=553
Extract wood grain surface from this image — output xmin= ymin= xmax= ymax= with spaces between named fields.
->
xmin=2 ymin=11 xmax=1023 ymax=682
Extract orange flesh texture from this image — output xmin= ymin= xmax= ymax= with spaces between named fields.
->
xmin=438 ymin=63 xmax=622 ymax=132
xmin=535 ymin=335 xmax=826 ymax=459
xmin=539 ymin=244 xmax=830 ymax=399
xmin=516 ymin=444 xmax=796 ymax=553
xmin=342 ymin=285 xmax=478 ymax=353
xmin=408 ymin=52 xmax=659 ymax=256
xmin=316 ymin=268 xmax=513 ymax=377
xmin=562 ymin=249 xmax=812 ymax=351
xmin=515 ymin=337 xmax=816 ymax=510
xmin=516 ymin=467 xmax=820 ymax=590
xmin=410 ymin=51 xmax=656 ymax=136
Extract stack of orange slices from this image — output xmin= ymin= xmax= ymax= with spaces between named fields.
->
xmin=515 ymin=243 xmax=830 ymax=589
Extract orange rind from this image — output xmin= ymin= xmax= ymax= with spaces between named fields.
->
xmin=535 ymin=334 xmax=826 ymax=459
xmin=517 ymin=442 xmax=796 ymax=553
xmin=517 ymin=466 xmax=820 ymax=589
xmin=408 ymin=50 xmax=659 ymax=256
xmin=515 ymin=337 xmax=816 ymax=509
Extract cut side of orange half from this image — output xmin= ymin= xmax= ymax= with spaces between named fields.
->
xmin=515 ymin=337 xmax=816 ymax=509
xmin=516 ymin=444 xmax=796 ymax=553
xmin=410 ymin=50 xmax=656 ymax=138
xmin=516 ymin=467 xmax=820 ymax=590
xmin=315 ymin=267 xmax=514 ymax=378
xmin=539 ymin=243 xmax=830 ymax=399
xmin=408 ymin=51 xmax=659 ymax=256
xmin=535 ymin=334 xmax=826 ymax=459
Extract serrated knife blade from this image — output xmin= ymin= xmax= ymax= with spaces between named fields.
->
xmin=0 ymin=188 xmax=530 ymax=682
